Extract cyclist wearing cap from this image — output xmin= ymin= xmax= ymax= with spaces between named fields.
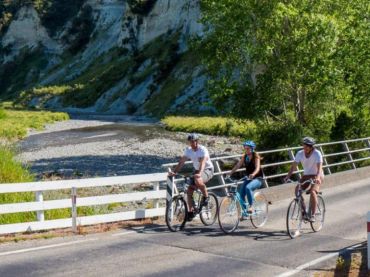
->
xmin=227 ymin=140 xmax=263 ymax=214
xmin=284 ymin=137 xmax=324 ymax=221
xmin=169 ymin=133 xmax=214 ymax=221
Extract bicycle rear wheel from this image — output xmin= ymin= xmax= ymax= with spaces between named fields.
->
xmin=200 ymin=192 xmax=219 ymax=226
xmin=218 ymin=195 xmax=240 ymax=234
xmin=250 ymin=191 xmax=268 ymax=228
xmin=310 ymin=195 xmax=326 ymax=232
xmin=165 ymin=196 xmax=187 ymax=232
xmin=286 ymin=199 xmax=303 ymax=239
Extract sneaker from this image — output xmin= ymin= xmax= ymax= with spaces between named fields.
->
xmin=187 ymin=211 xmax=195 ymax=222
xmin=309 ymin=215 xmax=316 ymax=222
xmin=201 ymin=196 xmax=210 ymax=207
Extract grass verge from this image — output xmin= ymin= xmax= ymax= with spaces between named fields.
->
xmin=0 ymin=104 xmax=69 ymax=224
xmin=162 ymin=116 xmax=258 ymax=138
xmin=0 ymin=106 xmax=69 ymax=140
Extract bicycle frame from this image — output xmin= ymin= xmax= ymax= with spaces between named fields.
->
xmin=294 ymin=179 xmax=316 ymax=218
xmin=226 ymin=177 xmax=255 ymax=217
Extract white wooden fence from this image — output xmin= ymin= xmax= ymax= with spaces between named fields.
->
xmin=0 ymin=174 xmax=167 ymax=235
xmin=0 ymin=137 xmax=369 ymax=235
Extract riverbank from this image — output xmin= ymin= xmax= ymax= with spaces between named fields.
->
xmin=18 ymin=115 xmax=242 ymax=179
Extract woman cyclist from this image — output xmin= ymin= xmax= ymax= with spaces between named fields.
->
xmin=227 ymin=140 xmax=263 ymax=214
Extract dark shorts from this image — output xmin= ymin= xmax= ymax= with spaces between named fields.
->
xmin=299 ymin=175 xmax=322 ymax=192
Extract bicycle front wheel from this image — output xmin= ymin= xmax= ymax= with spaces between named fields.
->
xmin=286 ymin=199 xmax=303 ymax=239
xmin=218 ymin=195 xmax=240 ymax=234
xmin=200 ymin=192 xmax=219 ymax=226
xmin=250 ymin=191 xmax=268 ymax=228
xmin=310 ymin=195 xmax=326 ymax=232
xmin=165 ymin=196 xmax=187 ymax=232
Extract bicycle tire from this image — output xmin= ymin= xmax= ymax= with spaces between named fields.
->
xmin=310 ymin=195 xmax=326 ymax=232
xmin=218 ymin=195 xmax=240 ymax=234
xmin=286 ymin=199 xmax=303 ymax=239
xmin=165 ymin=196 xmax=187 ymax=232
xmin=250 ymin=191 xmax=268 ymax=228
xmin=200 ymin=192 xmax=219 ymax=226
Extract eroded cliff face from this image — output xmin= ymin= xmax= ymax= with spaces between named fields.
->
xmin=0 ymin=0 xmax=211 ymax=117
xmin=2 ymin=6 xmax=61 ymax=62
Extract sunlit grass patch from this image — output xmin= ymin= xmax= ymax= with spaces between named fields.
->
xmin=162 ymin=116 xmax=257 ymax=138
xmin=0 ymin=108 xmax=69 ymax=140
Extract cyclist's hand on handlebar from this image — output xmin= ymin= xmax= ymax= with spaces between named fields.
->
xmin=168 ymin=171 xmax=176 ymax=177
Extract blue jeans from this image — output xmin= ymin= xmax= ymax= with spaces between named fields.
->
xmin=238 ymin=178 xmax=262 ymax=207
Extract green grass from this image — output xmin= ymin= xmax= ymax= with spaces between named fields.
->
xmin=0 ymin=108 xmax=69 ymax=140
xmin=162 ymin=116 xmax=258 ymax=138
xmin=0 ymin=106 xmax=69 ymax=224
xmin=0 ymin=146 xmax=36 ymax=224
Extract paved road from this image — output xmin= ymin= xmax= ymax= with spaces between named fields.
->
xmin=0 ymin=178 xmax=369 ymax=277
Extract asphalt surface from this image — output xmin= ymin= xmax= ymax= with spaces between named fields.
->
xmin=0 ymin=178 xmax=369 ymax=277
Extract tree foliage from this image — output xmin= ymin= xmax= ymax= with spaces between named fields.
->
xmin=199 ymin=0 xmax=369 ymax=141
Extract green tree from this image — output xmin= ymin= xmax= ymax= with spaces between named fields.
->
xmin=199 ymin=0 xmax=367 ymax=140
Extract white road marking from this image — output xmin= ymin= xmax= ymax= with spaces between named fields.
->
xmin=0 ymin=238 xmax=98 ymax=257
xmin=111 ymin=226 xmax=163 ymax=237
xmin=275 ymin=243 xmax=363 ymax=277
xmin=111 ymin=231 xmax=138 ymax=237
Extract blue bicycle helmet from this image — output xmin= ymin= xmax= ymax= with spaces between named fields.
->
xmin=243 ymin=140 xmax=256 ymax=151
xmin=187 ymin=133 xmax=200 ymax=141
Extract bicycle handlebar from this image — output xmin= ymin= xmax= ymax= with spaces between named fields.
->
xmin=286 ymin=178 xmax=316 ymax=186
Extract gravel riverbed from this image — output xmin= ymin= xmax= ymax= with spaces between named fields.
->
xmin=17 ymin=116 xmax=242 ymax=179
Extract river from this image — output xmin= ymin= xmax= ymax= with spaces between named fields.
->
xmin=17 ymin=116 xmax=240 ymax=179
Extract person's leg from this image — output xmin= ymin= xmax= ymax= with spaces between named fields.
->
xmin=194 ymin=175 xmax=208 ymax=197
xmin=187 ymin=186 xmax=195 ymax=212
xmin=239 ymin=179 xmax=250 ymax=209
xmin=245 ymin=179 xmax=262 ymax=209
xmin=310 ymin=180 xmax=321 ymax=217
xmin=195 ymin=169 xmax=214 ymax=205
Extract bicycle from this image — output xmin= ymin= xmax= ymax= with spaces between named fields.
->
xmin=286 ymin=179 xmax=326 ymax=239
xmin=218 ymin=176 xmax=268 ymax=234
xmin=165 ymin=174 xmax=219 ymax=232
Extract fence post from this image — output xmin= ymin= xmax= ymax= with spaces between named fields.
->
xmin=213 ymin=160 xmax=228 ymax=195
xmin=319 ymin=146 xmax=331 ymax=175
xmin=288 ymin=149 xmax=301 ymax=179
xmin=71 ymin=187 xmax=77 ymax=233
xmin=342 ymin=142 xmax=356 ymax=169
xmin=166 ymin=176 xmax=173 ymax=207
xmin=368 ymin=211 xmax=370 ymax=270
xmin=35 ymin=191 xmax=44 ymax=222
xmin=154 ymin=182 xmax=159 ymax=209
xmin=366 ymin=139 xmax=370 ymax=153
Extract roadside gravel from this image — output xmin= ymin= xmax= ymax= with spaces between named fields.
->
xmin=17 ymin=116 xmax=242 ymax=178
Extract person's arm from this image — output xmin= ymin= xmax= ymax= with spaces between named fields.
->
xmin=249 ymin=157 xmax=261 ymax=179
xmin=314 ymin=150 xmax=323 ymax=184
xmin=228 ymin=156 xmax=244 ymax=177
xmin=315 ymin=162 xmax=323 ymax=185
xmin=169 ymin=156 xmax=187 ymax=176
xmin=284 ymin=161 xmax=298 ymax=182
xmin=195 ymin=157 xmax=206 ymax=177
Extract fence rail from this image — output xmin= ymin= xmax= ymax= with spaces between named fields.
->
xmin=163 ymin=136 xmax=370 ymax=187
xmin=0 ymin=137 xmax=369 ymax=235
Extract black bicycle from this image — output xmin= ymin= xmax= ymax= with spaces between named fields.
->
xmin=165 ymin=174 xmax=219 ymax=232
xmin=286 ymin=179 xmax=326 ymax=238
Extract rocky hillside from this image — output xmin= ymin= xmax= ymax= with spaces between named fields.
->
xmin=0 ymin=0 xmax=212 ymax=117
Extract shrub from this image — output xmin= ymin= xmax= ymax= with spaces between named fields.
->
xmin=256 ymin=119 xmax=304 ymax=150
xmin=0 ymin=108 xmax=6 ymax=119
xmin=162 ymin=116 xmax=258 ymax=138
